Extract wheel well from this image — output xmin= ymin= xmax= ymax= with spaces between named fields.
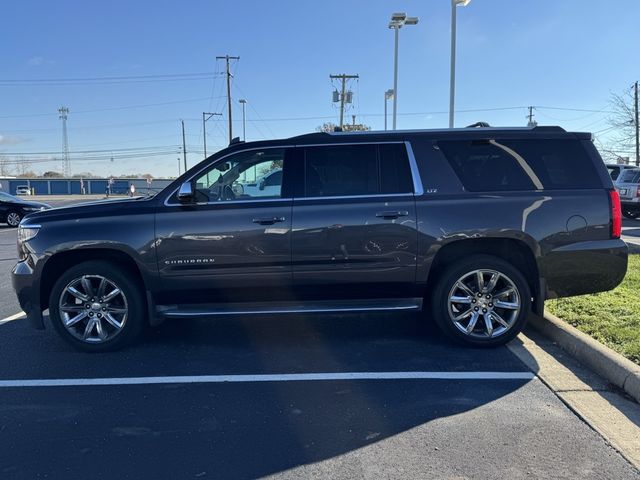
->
xmin=40 ymin=249 xmax=146 ymax=311
xmin=426 ymin=238 xmax=540 ymax=307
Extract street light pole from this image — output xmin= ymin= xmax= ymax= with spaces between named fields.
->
xmin=449 ymin=0 xmax=471 ymax=129
xmin=384 ymin=89 xmax=394 ymax=131
xmin=389 ymin=13 xmax=418 ymax=131
xmin=239 ymin=99 xmax=247 ymax=141
xmin=392 ymin=26 xmax=399 ymax=130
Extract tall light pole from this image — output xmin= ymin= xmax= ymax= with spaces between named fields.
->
xmin=238 ymin=99 xmax=247 ymax=141
xmin=384 ymin=89 xmax=394 ymax=131
xmin=449 ymin=0 xmax=471 ymax=128
xmin=389 ymin=13 xmax=419 ymax=130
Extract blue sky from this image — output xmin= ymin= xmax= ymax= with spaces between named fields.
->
xmin=0 ymin=0 xmax=638 ymax=177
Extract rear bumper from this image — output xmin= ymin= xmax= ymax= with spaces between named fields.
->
xmin=541 ymin=239 xmax=628 ymax=299
xmin=11 ymin=259 xmax=44 ymax=329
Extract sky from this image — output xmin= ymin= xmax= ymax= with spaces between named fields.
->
xmin=0 ymin=0 xmax=638 ymax=178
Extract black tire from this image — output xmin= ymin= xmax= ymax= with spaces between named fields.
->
xmin=430 ymin=254 xmax=531 ymax=347
xmin=622 ymin=210 xmax=640 ymax=219
xmin=6 ymin=210 xmax=22 ymax=227
xmin=49 ymin=260 xmax=146 ymax=352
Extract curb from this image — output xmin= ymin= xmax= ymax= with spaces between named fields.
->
xmin=529 ymin=312 xmax=640 ymax=404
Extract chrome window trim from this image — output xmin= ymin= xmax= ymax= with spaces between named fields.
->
xmin=295 ymin=193 xmax=413 ymax=202
xmin=166 ymin=197 xmax=293 ymax=207
xmin=404 ymin=141 xmax=424 ymax=196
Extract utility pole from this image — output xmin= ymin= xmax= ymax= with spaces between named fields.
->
xmin=58 ymin=107 xmax=70 ymax=176
xmin=635 ymin=81 xmax=639 ymax=167
xmin=216 ymin=55 xmax=240 ymax=144
xmin=527 ymin=106 xmax=537 ymax=127
xmin=329 ymin=74 xmax=359 ymax=129
xmin=202 ymin=112 xmax=222 ymax=158
xmin=181 ymin=120 xmax=187 ymax=172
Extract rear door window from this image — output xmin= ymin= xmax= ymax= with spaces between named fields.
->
xmin=619 ymin=169 xmax=640 ymax=183
xmin=302 ymin=143 xmax=413 ymax=197
xmin=439 ymin=139 xmax=602 ymax=192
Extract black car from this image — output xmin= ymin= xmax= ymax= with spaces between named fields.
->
xmin=0 ymin=192 xmax=51 ymax=227
xmin=12 ymin=126 xmax=627 ymax=352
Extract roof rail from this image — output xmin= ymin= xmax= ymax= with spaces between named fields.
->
xmin=466 ymin=122 xmax=491 ymax=128
xmin=532 ymin=126 xmax=566 ymax=132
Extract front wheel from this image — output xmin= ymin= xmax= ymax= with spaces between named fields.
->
xmin=49 ymin=261 xmax=146 ymax=352
xmin=6 ymin=211 xmax=22 ymax=227
xmin=430 ymin=255 xmax=531 ymax=347
xmin=622 ymin=210 xmax=640 ymax=219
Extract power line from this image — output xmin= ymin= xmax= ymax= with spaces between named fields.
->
xmin=0 ymin=72 xmax=222 ymax=86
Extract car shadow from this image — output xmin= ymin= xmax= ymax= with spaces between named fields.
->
xmin=0 ymin=312 xmax=539 ymax=478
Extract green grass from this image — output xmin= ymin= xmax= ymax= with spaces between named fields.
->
xmin=546 ymin=255 xmax=640 ymax=365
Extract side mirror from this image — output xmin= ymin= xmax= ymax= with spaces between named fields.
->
xmin=258 ymin=178 xmax=266 ymax=191
xmin=177 ymin=181 xmax=194 ymax=202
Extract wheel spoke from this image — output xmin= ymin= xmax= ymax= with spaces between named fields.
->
xmin=83 ymin=318 xmax=96 ymax=339
xmin=65 ymin=311 xmax=88 ymax=327
xmin=494 ymin=300 xmax=519 ymax=310
xmin=103 ymin=313 xmax=124 ymax=330
xmin=60 ymin=305 xmax=85 ymax=313
xmin=483 ymin=314 xmax=494 ymax=337
xmin=493 ymin=287 xmax=514 ymax=299
xmin=95 ymin=320 xmax=107 ymax=340
xmin=96 ymin=278 xmax=107 ymax=300
xmin=450 ymin=295 xmax=472 ymax=304
xmin=67 ymin=286 xmax=89 ymax=302
xmin=476 ymin=271 xmax=484 ymax=292
xmin=491 ymin=312 xmax=510 ymax=328
xmin=465 ymin=311 xmax=480 ymax=333
xmin=453 ymin=309 xmax=473 ymax=322
xmin=106 ymin=307 xmax=127 ymax=314
xmin=102 ymin=288 xmax=121 ymax=302
xmin=485 ymin=273 xmax=499 ymax=293
xmin=456 ymin=281 xmax=475 ymax=297
xmin=81 ymin=277 xmax=94 ymax=298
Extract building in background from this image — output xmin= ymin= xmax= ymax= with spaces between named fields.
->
xmin=0 ymin=177 xmax=174 ymax=196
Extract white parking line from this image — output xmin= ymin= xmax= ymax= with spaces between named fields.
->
xmin=0 ymin=371 xmax=535 ymax=388
xmin=0 ymin=311 xmax=26 ymax=325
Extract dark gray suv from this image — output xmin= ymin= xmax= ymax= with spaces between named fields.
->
xmin=12 ymin=126 xmax=627 ymax=351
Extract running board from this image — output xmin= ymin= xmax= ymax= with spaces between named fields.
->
xmin=157 ymin=298 xmax=423 ymax=319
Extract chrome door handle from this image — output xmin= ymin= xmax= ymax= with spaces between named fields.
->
xmin=252 ymin=216 xmax=286 ymax=225
xmin=375 ymin=210 xmax=409 ymax=219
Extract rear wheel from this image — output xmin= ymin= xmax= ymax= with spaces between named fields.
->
xmin=430 ymin=255 xmax=531 ymax=347
xmin=6 ymin=211 xmax=21 ymax=227
xmin=49 ymin=261 xmax=146 ymax=352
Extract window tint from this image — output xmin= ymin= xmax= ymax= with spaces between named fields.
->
xmin=379 ymin=143 xmax=413 ymax=194
xmin=304 ymin=145 xmax=378 ymax=197
xmin=439 ymin=139 xmax=602 ymax=192
xmin=193 ymin=149 xmax=286 ymax=202
xmin=620 ymin=169 xmax=640 ymax=183
xmin=303 ymin=144 xmax=414 ymax=198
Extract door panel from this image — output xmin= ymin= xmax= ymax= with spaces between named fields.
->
xmin=154 ymin=147 xmax=293 ymax=305
xmin=290 ymin=143 xmax=418 ymax=298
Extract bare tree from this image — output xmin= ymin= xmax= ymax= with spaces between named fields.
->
xmin=606 ymin=86 xmax=638 ymax=165
xmin=0 ymin=156 xmax=12 ymax=176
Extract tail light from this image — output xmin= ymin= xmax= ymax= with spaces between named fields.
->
xmin=636 ymin=186 xmax=640 ymax=198
xmin=609 ymin=189 xmax=622 ymax=239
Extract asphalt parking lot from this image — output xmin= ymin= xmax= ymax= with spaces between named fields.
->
xmin=0 ymin=200 xmax=638 ymax=479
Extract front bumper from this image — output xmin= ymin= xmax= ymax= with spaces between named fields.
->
xmin=11 ymin=259 xmax=44 ymax=329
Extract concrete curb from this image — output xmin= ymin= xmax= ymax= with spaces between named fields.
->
xmin=530 ymin=312 xmax=640 ymax=404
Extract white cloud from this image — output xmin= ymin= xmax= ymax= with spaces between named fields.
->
xmin=27 ymin=56 xmax=54 ymax=67
xmin=0 ymin=134 xmax=27 ymax=145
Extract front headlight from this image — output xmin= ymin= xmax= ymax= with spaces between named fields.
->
xmin=17 ymin=224 xmax=41 ymax=244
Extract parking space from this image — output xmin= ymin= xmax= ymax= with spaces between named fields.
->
xmin=0 ymin=201 xmax=638 ymax=479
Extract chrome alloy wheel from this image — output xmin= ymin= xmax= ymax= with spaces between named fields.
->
xmin=7 ymin=212 xmax=21 ymax=227
xmin=58 ymin=275 xmax=128 ymax=343
xmin=447 ymin=269 xmax=521 ymax=339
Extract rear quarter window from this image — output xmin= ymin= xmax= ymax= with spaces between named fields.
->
xmin=439 ymin=139 xmax=602 ymax=192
